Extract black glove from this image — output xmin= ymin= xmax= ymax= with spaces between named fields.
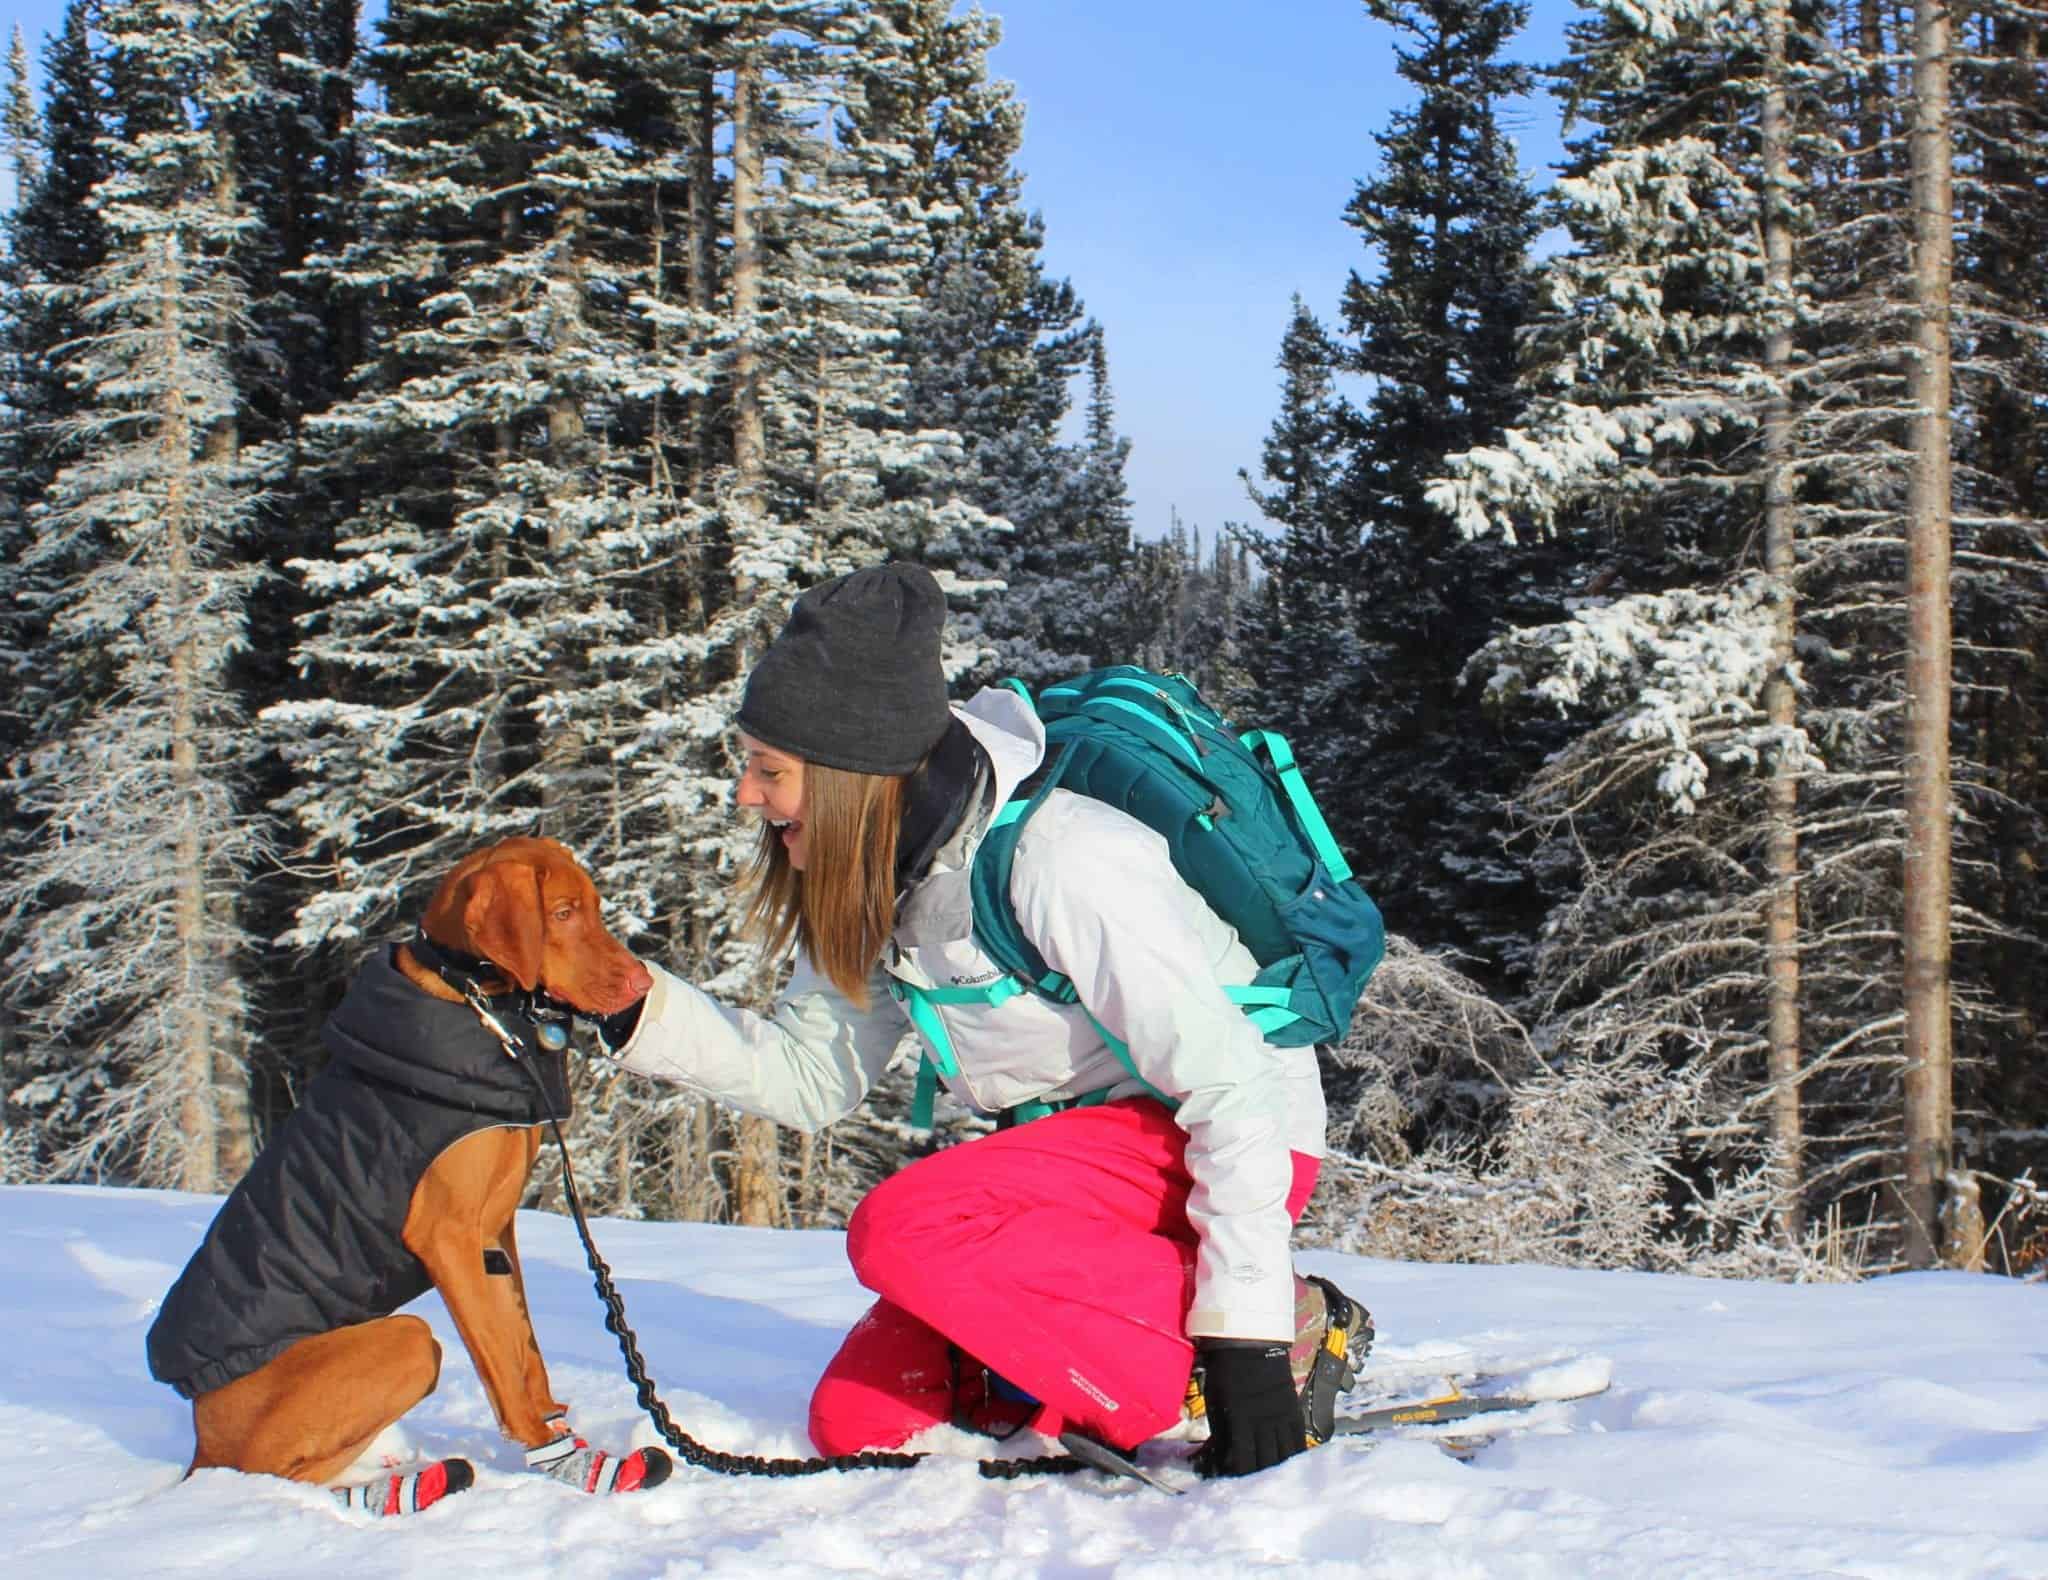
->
xmin=592 ymin=996 xmax=647 ymax=1053
xmin=1195 ymin=1338 xmax=1307 ymax=1478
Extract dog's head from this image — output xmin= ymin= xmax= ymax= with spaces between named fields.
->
xmin=420 ymin=837 xmax=654 ymax=1016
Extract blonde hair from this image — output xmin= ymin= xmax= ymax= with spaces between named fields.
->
xmin=741 ymin=759 xmax=907 ymax=1007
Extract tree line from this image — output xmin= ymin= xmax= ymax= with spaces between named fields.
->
xmin=3 ymin=0 xmax=2043 ymax=1281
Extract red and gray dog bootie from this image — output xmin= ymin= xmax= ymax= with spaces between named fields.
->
xmin=525 ymin=1414 xmax=674 ymax=1494
xmin=333 ymin=1456 xmax=475 ymax=1516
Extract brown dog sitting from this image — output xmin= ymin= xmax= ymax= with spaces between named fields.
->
xmin=147 ymin=837 xmax=665 ymax=1516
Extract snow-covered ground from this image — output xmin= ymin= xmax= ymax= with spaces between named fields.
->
xmin=6 ymin=1182 xmax=2045 ymax=1579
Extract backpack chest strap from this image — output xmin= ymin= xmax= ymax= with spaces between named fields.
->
xmin=888 ymin=974 xmax=1029 ymax=1079
xmin=891 ymin=970 xmax=1216 ymax=1131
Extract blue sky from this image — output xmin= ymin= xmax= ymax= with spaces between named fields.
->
xmin=5 ymin=0 xmax=1579 ymax=541
xmin=985 ymin=0 xmax=1575 ymax=541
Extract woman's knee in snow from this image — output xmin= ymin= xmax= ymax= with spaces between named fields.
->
xmin=807 ymin=1366 xmax=934 ymax=1457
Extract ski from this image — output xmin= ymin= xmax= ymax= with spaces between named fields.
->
xmin=1056 ymin=1372 xmax=1612 ymax=1494
xmin=1330 ymin=1376 xmax=1611 ymax=1437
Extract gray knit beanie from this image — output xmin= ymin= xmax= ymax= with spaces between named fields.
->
xmin=735 ymin=563 xmax=953 ymax=776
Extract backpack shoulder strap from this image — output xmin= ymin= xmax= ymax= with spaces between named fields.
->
xmin=966 ymin=741 xmax=1078 ymax=999
xmin=1238 ymin=728 xmax=1354 ymax=885
xmin=899 ymin=736 xmax=1076 ymax=1131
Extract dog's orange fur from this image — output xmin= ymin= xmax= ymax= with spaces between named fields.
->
xmin=186 ymin=837 xmax=653 ymax=1484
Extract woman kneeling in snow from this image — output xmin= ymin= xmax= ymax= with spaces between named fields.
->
xmin=598 ymin=561 xmax=1362 ymax=1478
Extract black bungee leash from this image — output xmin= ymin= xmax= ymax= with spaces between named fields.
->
xmin=456 ymin=983 xmax=1087 ymax=1485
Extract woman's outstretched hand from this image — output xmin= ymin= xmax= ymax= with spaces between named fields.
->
xmin=593 ymin=993 xmax=649 ymax=1053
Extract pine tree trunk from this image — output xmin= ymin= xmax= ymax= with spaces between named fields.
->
xmin=730 ymin=52 xmax=765 ymax=516
xmin=209 ymin=910 xmax=254 ymax=1183
xmin=544 ymin=192 xmax=588 ymax=829
xmin=796 ymin=1130 xmax=814 ymax=1226
xmin=159 ymin=236 xmax=222 ymax=1196
xmin=686 ymin=1097 xmax=721 ymax=1220
xmin=734 ymin=1115 xmax=783 ymax=1226
xmin=725 ymin=44 xmax=789 ymax=1231
xmin=687 ymin=67 xmax=716 ymax=501
xmin=197 ymin=129 xmax=255 ymax=1184
xmin=1759 ymin=0 xmax=1806 ymax=1248
xmin=543 ymin=183 xmax=590 ymax=502
xmin=1900 ymin=0 xmax=1955 ymax=1269
xmin=0 ymin=997 xmax=18 ymax=1175
xmin=813 ymin=343 xmax=829 ymax=493
xmin=318 ymin=0 xmax=363 ymax=382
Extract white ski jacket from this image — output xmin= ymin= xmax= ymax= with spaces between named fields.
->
xmin=611 ymin=686 xmax=1327 ymax=1341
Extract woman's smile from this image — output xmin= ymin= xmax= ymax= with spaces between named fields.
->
xmin=737 ymin=734 xmax=809 ymax=869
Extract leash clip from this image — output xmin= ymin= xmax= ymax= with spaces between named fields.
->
xmin=463 ymin=985 xmax=530 ymax=1060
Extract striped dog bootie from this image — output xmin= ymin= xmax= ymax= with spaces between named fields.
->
xmin=526 ymin=1417 xmax=673 ymax=1494
xmin=332 ymin=1456 xmax=475 ymax=1517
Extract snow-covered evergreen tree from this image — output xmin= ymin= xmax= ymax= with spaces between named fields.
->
xmin=1436 ymin=0 xmax=2048 ymax=1266
xmin=1945 ymin=1 xmax=2048 ymax=1241
xmin=1239 ymin=298 xmax=1362 ymax=762
xmin=3 ymin=1 xmax=108 ymax=499
xmin=261 ymin=0 xmax=739 ymax=1214
xmin=1316 ymin=0 xmax=1562 ymax=996
xmin=1116 ymin=516 xmax=1261 ymax=696
xmin=1432 ymin=0 xmax=1861 ymax=1259
xmin=1066 ymin=331 xmax=1139 ymax=660
xmin=2 ymin=0 xmax=267 ymax=1191
xmin=1915 ymin=0 xmax=2048 ymax=1258
xmin=0 ymin=23 xmax=54 ymax=762
xmin=270 ymin=0 xmax=669 ymax=941
xmin=2 ymin=30 xmax=34 ymax=185
xmin=0 ymin=27 xmax=42 ymax=1176
xmin=841 ymin=0 xmax=1120 ymax=688
xmin=260 ymin=1 xmax=1021 ymax=1223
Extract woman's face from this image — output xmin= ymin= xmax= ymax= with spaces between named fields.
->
xmin=736 ymin=734 xmax=810 ymax=871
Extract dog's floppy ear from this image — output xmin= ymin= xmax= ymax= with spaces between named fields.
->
xmin=463 ymin=861 xmax=545 ymax=992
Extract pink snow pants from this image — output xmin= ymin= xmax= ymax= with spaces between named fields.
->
xmin=807 ymin=1097 xmax=1319 ymax=1454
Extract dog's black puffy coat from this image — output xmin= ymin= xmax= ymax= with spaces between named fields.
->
xmin=146 ymin=947 xmax=572 ymax=1400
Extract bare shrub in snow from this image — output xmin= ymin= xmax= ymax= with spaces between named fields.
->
xmin=1307 ymin=937 xmax=1851 ymax=1279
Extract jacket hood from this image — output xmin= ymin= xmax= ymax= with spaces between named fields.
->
xmin=956 ymin=685 xmax=1046 ymax=804
xmin=893 ymin=688 xmax=1047 ymax=944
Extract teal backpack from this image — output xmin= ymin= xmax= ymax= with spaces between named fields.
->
xmin=894 ymin=666 xmax=1385 ymax=1129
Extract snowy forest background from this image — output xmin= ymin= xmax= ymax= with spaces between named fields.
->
xmin=1 ymin=0 xmax=2043 ymax=1284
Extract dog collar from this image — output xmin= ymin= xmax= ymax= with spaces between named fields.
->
xmin=409 ymin=930 xmax=575 ymax=1053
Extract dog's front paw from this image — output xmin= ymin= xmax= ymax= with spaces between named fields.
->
xmin=526 ymin=1429 xmax=672 ymax=1494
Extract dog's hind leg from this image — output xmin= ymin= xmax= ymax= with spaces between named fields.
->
xmin=190 ymin=1314 xmax=443 ymax=1485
